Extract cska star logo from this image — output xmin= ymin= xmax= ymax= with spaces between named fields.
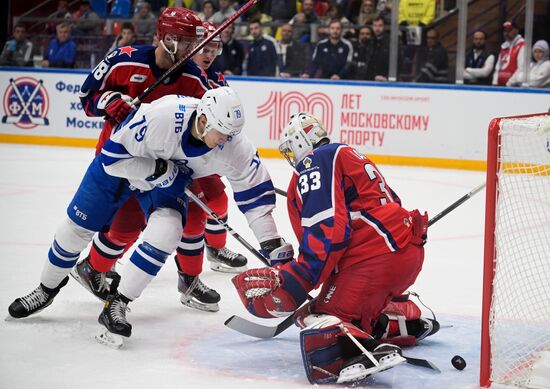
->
xmin=118 ymin=46 xmax=138 ymax=58
xmin=2 ymin=77 xmax=50 ymax=129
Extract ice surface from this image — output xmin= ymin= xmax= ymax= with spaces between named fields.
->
xmin=0 ymin=144 xmax=499 ymax=388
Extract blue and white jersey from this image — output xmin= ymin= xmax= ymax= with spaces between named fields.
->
xmin=99 ymin=94 xmax=278 ymax=242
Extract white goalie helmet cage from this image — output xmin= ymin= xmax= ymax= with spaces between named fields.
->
xmin=279 ymin=112 xmax=330 ymax=167
xmin=196 ymin=87 xmax=245 ymax=137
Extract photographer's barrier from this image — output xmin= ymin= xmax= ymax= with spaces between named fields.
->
xmin=1 ymin=67 xmax=549 ymax=170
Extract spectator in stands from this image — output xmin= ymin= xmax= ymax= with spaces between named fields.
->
xmin=213 ymin=24 xmax=245 ymax=75
xmin=278 ymin=23 xmax=309 ymax=78
xmin=414 ymin=28 xmax=448 ymax=83
xmin=289 ymin=0 xmax=319 ymax=43
xmin=399 ymin=0 xmax=435 ymax=26
xmin=265 ymin=0 xmax=297 ymax=25
xmin=349 ymin=25 xmax=374 ymax=80
xmin=246 ymin=5 xmax=274 ymax=36
xmin=370 ymin=16 xmax=390 ymax=81
xmin=42 ymin=22 xmax=77 ymax=68
xmin=246 ymin=20 xmax=280 ymax=76
xmin=463 ymin=30 xmax=494 ymax=85
xmin=317 ymin=3 xmax=353 ymax=40
xmin=46 ymin=0 xmax=72 ymax=33
xmin=71 ymin=0 xmax=101 ymax=35
xmin=133 ymin=2 xmax=156 ymax=37
xmin=507 ymin=39 xmax=550 ymax=88
xmin=211 ymin=0 xmax=237 ymax=26
xmin=108 ymin=22 xmax=136 ymax=53
xmin=357 ymin=0 xmax=378 ymax=26
xmin=0 ymin=23 xmax=34 ymax=67
xmin=493 ymin=21 xmax=525 ymax=87
xmin=198 ymin=0 xmax=216 ymax=22
xmin=302 ymin=19 xmax=353 ymax=80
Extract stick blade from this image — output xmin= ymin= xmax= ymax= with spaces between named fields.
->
xmin=404 ymin=356 xmax=441 ymax=373
xmin=224 ymin=315 xmax=279 ymax=339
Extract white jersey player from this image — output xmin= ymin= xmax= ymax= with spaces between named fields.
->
xmin=8 ymin=87 xmax=291 ymax=347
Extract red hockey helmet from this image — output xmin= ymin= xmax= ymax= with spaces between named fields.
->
xmin=156 ymin=7 xmax=205 ymax=41
xmin=157 ymin=8 xmax=204 ymax=62
xmin=199 ymin=21 xmax=222 ymax=56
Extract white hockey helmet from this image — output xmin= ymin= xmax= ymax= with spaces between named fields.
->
xmin=279 ymin=112 xmax=329 ymax=167
xmin=196 ymin=86 xmax=245 ymax=137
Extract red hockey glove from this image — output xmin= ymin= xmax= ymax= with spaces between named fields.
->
xmin=232 ymin=266 xmax=308 ymax=319
xmin=99 ymin=91 xmax=135 ymax=125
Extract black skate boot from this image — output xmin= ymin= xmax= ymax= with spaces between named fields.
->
xmin=337 ymin=343 xmax=406 ymax=384
xmin=98 ymin=292 xmax=132 ymax=337
xmin=178 ymin=271 xmax=221 ymax=312
xmin=206 ymin=245 xmax=247 ymax=273
xmin=71 ymin=256 xmax=120 ymax=301
xmin=8 ymin=276 xmax=69 ymax=319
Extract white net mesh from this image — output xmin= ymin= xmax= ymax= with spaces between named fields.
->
xmin=490 ymin=114 xmax=550 ymax=387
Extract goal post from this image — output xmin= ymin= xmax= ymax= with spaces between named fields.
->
xmin=481 ymin=113 xmax=550 ymax=388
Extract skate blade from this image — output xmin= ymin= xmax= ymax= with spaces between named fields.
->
xmin=336 ymin=354 xmax=406 ymax=384
xmin=95 ymin=328 xmax=124 ymax=349
xmin=180 ymin=296 xmax=219 ymax=312
xmin=4 ymin=315 xmax=17 ymax=322
xmin=209 ymin=262 xmax=248 ymax=274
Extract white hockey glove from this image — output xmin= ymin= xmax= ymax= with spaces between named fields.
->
xmin=146 ymin=159 xmax=180 ymax=188
xmin=259 ymin=238 xmax=294 ymax=267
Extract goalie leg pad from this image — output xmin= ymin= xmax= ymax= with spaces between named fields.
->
xmin=300 ymin=326 xmax=345 ymax=385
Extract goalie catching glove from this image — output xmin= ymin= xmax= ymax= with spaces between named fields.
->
xmin=232 ymin=264 xmax=309 ymax=318
xmin=98 ymin=91 xmax=135 ymax=125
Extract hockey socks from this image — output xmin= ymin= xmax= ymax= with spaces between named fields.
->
xmin=89 ymin=231 xmax=127 ymax=272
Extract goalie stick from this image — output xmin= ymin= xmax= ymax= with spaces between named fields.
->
xmin=225 ymin=182 xmax=486 ymax=338
xmin=132 ymin=0 xmax=257 ymax=106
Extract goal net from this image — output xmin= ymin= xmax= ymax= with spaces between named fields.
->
xmin=481 ymin=113 xmax=550 ymax=388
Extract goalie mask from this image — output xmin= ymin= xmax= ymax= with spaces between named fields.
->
xmin=279 ymin=113 xmax=330 ymax=167
xmin=156 ymin=7 xmax=205 ymax=62
xmin=196 ymin=87 xmax=245 ymax=137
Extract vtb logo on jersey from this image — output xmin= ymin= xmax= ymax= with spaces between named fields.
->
xmin=2 ymin=77 xmax=50 ymax=129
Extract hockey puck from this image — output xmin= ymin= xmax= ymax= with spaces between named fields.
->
xmin=451 ymin=355 xmax=466 ymax=370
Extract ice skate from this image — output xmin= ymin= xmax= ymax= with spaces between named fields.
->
xmin=337 ymin=344 xmax=406 ymax=384
xmin=7 ymin=277 xmax=69 ymax=319
xmin=71 ymin=256 xmax=120 ymax=301
xmin=97 ymin=292 xmax=131 ymax=348
xmin=178 ymin=271 xmax=220 ymax=312
xmin=206 ymin=245 xmax=247 ymax=273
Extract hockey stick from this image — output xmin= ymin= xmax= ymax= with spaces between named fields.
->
xmin=225 ymin=183 xmax=487 ymax=339
xmin=275 ymin=187 xmax=287 ymax=197
xmin=184 ymin=187 xmax=270 ymax=267
xmin=132 ymin=0 xmax=257 ymax=106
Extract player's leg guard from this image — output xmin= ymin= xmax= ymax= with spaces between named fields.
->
xmin=299 ymin=315 xmax=405 ymax=385
xmin=117 ymin=208 xmax=182 ymax=301
xmin=88 ymin=197 xmax=146 ymax=272
xmin=41 ymin=217 xmax=95 ymax=289
xmin=373 ymin=294 xmax=440 ymax=347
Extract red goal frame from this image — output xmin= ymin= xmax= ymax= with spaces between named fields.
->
xmin=480 ymin=112 xmax=550 ymax=387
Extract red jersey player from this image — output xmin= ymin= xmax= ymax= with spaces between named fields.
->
xmin=74 ymin=7 xmax=210 ymax=300
xmin=175 ymin=22 xmax=249 ymax=312
xmin=233 ymin=113 xmax=438 ymax=384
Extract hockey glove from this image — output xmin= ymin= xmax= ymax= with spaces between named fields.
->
xmin=232 ymin=265 xmax=308 ymax=319
xmin=259 ymin=238 xmax=294 ymax=267
xmin=99 ymin=91 xmax=135 ymax=125
xmin=146 ymin=159 xmax=180 ymax=188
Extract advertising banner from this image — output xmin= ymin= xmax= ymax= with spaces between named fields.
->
xmin=1 ymin=68 xmax=549 ymax=167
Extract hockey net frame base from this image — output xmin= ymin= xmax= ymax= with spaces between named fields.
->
xmin=481 ymin=112 xmax=550 ymax=388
